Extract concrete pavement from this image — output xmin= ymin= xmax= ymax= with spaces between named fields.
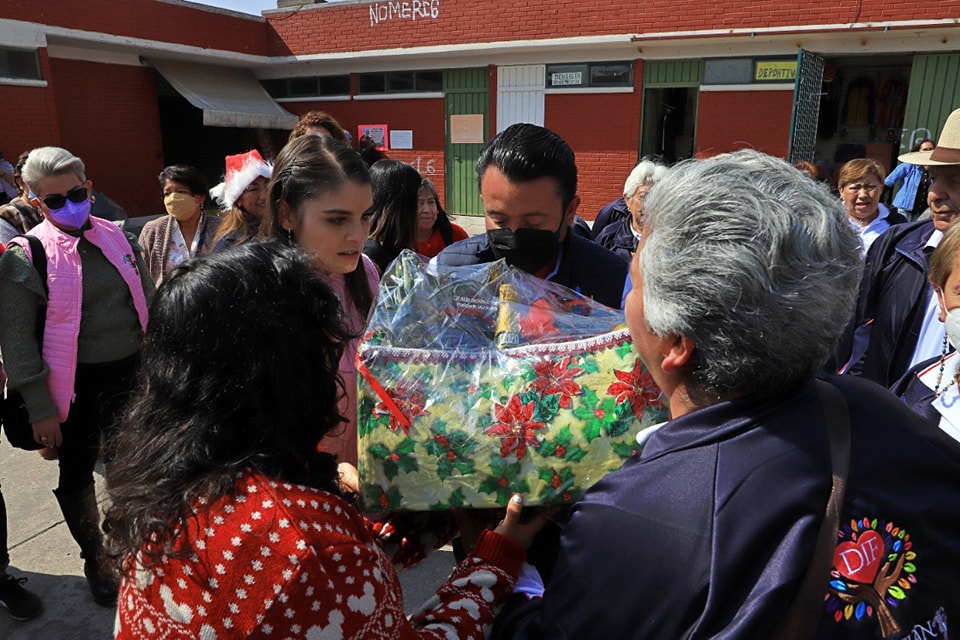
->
xmin=0 ymin=439 xmax=457 ymax=638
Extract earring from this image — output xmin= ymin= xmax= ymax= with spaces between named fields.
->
xmin=285 ymin=228 xmax=295 ymax=242
xmin=90 ymin=194 xmax=96 ymax=203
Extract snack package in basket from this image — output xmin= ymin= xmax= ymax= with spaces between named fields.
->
xmin=357 ymin=250 xmax=668 ymax=512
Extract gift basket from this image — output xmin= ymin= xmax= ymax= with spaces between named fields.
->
xmin=357 ymin=251 xmax=668 ymax=511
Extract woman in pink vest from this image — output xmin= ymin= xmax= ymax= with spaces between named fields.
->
xmin=0 ymin=146 xmax=154 ymax=607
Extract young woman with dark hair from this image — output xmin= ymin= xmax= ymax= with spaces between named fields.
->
xmin=362 ymin=159 xmax=421 ymax=273
xmin=106 ymin=242 xmax=537 ymax=639
xmin=259 ymin=134 xmax=378 ymax=465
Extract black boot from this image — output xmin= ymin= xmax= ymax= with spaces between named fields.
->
xmin=53 ymin=486 xmax=118 ymax=607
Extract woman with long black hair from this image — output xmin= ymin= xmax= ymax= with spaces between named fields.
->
xmin=106 ymin=242 xmax=540 ymax=638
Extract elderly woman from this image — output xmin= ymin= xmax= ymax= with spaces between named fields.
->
xmin=138 ymin=164 xmax=221 ymax=285
xmin=210 ymin=149 xmax=272 ymax=251
xmin=105 ymin=242 xmax=542 ymax=638
xmin=0 ymin=147 xmax=154 ymax=607
xmin=595 ymin=159 xmax=668 ymax=260
xmin=891 ymin=221 xmax=960 ymax=440
xmin=839 ymin=158 xmax=905 ymax=253
xmin=492 ymin=150 xmax=960 ymax=639
xmin=415 ymin=178 xmax=468 ymax=258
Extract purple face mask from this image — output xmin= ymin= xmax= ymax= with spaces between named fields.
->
xmin=46 ymin=197 xmax=91 ymax=229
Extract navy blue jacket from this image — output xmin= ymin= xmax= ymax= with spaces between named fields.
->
xmin=591 ymin=197 xmax=629 ymax=239
xmin=843 ymin=219 xmax=936 ymax=386
xmin=435 ymin=232 xmax=628 ymax=309
xmin=493 ymin=375 xmax=960 ymax=639
xmin=594 ymin=216 xmax=637 ymax=260
xmin=890 ymin=354 xmax=947 ymax=426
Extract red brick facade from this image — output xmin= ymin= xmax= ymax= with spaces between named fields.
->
xmin=265 ymin=0 xmax=956 ymax=56
xmin=545 ymin=89 xmax=644 ymax=216
xmin=696 ymin=90 xmax=795 ymax=159
xmin=2 ymin=0 xmax=267 ymax=56
xmin=0 ymin=50 xmax=60 ymax=158
xmin=50 ymin=59 xmax=165 ymax=217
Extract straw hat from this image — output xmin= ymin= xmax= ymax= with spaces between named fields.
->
xmin=899 ymin=108 xmax=960 ymax=166
xmin=209 ymin=150 xmax=272 ymax=211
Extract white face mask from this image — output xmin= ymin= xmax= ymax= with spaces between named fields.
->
xmin=945 ymin=307 xmax=960 ymax=351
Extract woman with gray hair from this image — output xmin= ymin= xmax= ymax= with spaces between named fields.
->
xmin=493 ymin=150 xmax=960 ymax=640
xmin=0 ymin=146 xmax=154 ymax=607
xmin=594 ymin=159 xmax=668 ymax=260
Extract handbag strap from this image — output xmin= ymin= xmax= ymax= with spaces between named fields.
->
xmin=20 ymin=234 xmax=48 ymax=350
xmin=772 ymin=380 xmax=851 ymax=640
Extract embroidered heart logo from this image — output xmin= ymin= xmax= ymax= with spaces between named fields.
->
xmin=833 ymin=529 xmax=884 ymax=584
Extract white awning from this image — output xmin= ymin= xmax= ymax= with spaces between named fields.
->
xmin=149 ymin=59 xmax=298 ymax=130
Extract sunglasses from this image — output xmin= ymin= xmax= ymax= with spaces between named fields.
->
xmin=41 ymin=186 xmax=88 ymax=210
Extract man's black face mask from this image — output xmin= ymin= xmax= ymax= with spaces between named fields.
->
xmin=487 ymin=213 xmax=566 ymax=273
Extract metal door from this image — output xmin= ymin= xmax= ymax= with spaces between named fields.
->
xmin=444 ymin=68 xmax=489 ymax=216
xmin=497 ymin=65 xmax=545 ymax=132
xmin=788 ymin=49 xmax=825 ymax=163
xmin=900 ymin=53 xmax=960 ymax=151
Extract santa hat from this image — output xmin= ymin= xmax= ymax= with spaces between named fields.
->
xmin=209 ymin=149 xmax=272 ymax=212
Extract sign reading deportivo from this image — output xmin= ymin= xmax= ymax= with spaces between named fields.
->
xmin=369 ymin=0 xmax=439 ymax=25
xmin=755 ymin=60 xmax=797 ymax=82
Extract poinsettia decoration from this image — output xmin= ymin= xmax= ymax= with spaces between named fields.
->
xmin=358 ymin=325 xmax=670 ymax=511
xmin=485 ymin=393 xmax=548 ymax=460
xmin=608 ymin=358 xmax=663 ymax=420
xmin=531 ymin=356 xmax=584 ymax=408
xmin=372 ymin=385 xmax=429 ymax=435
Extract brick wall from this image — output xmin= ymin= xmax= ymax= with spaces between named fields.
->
xmin=545 ymin=62 xmax=643 ymax=220
xmin=265 ymin=0 xmax=953 ymax=56
xmin=284 ymin=98 xmax=447 ymax=207
xmin=49 ymin=58 xmax=165 ymax=217
xmin=0 ymin=0 xmax=267 ymax=56
xmin=696 ymin=90 xmax=794 ymax=159
xmin=0 ymin=51 xmax=61 ymax=160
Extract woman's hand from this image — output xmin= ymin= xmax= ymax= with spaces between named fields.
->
xmin=454 ymin=495 xmax=559 ymax=553
xmin=337 ymin=462 xmax=360 ymax=494
xmin=32 ymin=415 xmax=62 ymax=448
xmin=493 ymin=495 xmax=558 ymax=549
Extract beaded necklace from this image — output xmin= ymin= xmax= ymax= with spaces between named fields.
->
xmin=933 ymin=335 xmax=960 ymax=397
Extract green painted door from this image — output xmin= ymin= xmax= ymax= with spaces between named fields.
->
xmin=640 ymin=59 xmax=702 ymax=162
xmin=901 ymin=53 xmax=960 ymax=151
xmin=444 ymin=68 xmax=489 ymax=216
